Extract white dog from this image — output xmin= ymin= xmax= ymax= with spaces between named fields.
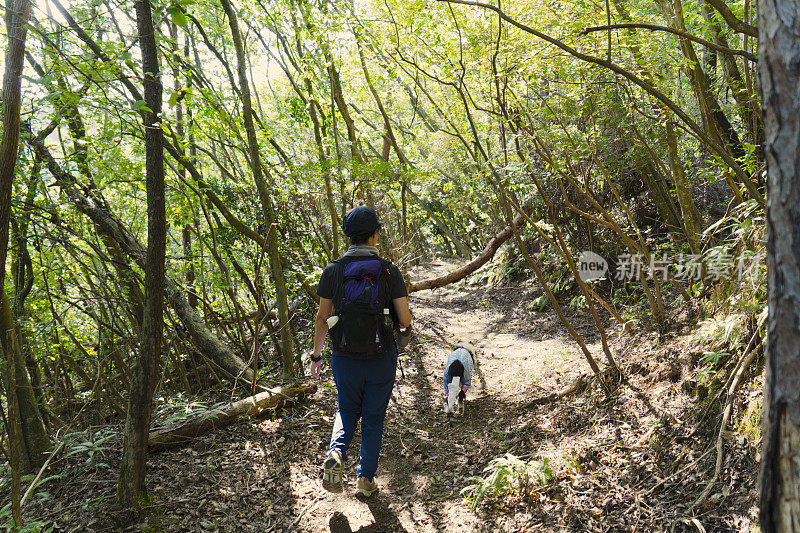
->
xmin=443 ymin=341 xmax=475 ymax=416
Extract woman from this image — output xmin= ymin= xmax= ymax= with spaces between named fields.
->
xmin=310 ymin=206 xmax=412 ymax=497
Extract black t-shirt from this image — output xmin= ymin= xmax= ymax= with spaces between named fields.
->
xmin=316 ymin=257 xmax=407 ymax=301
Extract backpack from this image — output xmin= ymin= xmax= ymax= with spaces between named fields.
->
xmin=329 ymin=256 xmax=395 ymax=359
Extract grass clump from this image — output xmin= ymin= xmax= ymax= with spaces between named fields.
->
xmin=738 ymin=397 xmax=762 ymax=443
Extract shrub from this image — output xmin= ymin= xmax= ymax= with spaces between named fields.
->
xmin=461 ymin=453 xmax=553 ymax=511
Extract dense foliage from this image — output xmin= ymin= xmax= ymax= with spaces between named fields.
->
xmin=0 ymin=0 xmax=767 ymax=519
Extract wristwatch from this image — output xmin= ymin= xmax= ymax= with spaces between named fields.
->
xmin=310 ymin=354 xmax=322 ymax=363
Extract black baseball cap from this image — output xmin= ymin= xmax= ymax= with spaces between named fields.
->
xmin=342 ymin=206 xmax=382 ymax=238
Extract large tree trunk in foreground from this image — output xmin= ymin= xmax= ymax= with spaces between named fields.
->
xmin=148 ymin=382 xmax=317 ymax=452
xmin=0 ymin=0 xmax=31 ymax=283
xmin=409 ymin=205 xmax=532 ymax=292
xmin=0 ymin=0 xmax=50 ymax=475
xmin=117 ymin=0 xmax=167 ymax=507
xmin=759 ymin=0 xmax=800 ymax=530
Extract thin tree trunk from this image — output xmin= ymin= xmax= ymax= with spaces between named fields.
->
xmin=329 ymin=62 xmax=363 ymax=163
xmin=758 ymin=0 xmax=800 ymax=529
xmin=4 ymin=342 xmax=22 ymax=527
xmin=12 ymin=172 xmax=45 ymax=405
xmin=0 ymin=294 xmax=49 ymax=470
xmin=171 ymin=23 xmax=199 ymax=313
xmin=701 ymin=3 xmax=763 ymax=150
xmin=117 ymin=0 xmax=167 ymax=506
xmin=220 ymin=0 xmax=294 ymax=377
xmin=666 ymin=120 xmax=703 ymax=254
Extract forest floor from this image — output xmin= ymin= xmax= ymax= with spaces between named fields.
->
xmin=24 ymin=260 xmax=760 ymax=532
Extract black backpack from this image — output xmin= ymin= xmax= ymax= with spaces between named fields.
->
xmin=329 ymin=255 xmax=396 ymax=359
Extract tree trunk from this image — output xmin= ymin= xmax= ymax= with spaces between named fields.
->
xmin=221 ymin=0 xmax=294 ymax=377
xmin=13 ymin=172 xmax=45 ymax=405
xmin=183 ymin=224 xmax=198 ymax=309
xmin=0 ymin=0 xmax=50 ymax=474
xmin=329 ymin=62 xmax=363 ymax=163
xmin=759 ymin=0 xmax=800 ymax=530
xmin=0 ymin=294 xmax=50 ymax=471
xmin=117 ymin=0 xmax=167 ymax=507
xmin=0 ymin=0 xmax=31 ymax=285
xmin=701 ymin=3 xmax=763 ymax=150
xmin=4 ymin=340 xmax=22 ymax=527
xmin=666 ymin=120 xmax=703 ymax=254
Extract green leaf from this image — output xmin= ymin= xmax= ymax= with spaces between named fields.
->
xmin=132 ymin=100 xmax=153 ymax=113
xmin=167 ymin=6 xmax=187 ymax=27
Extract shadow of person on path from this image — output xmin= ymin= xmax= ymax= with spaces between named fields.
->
xmin=327 ymin=493 xmax=408 ymax=533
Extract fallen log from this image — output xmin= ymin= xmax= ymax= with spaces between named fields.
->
xmin=409 ymin=204 xmax=533 ymax=292
xmin=147 ymin=382 xmax=317 ymax=452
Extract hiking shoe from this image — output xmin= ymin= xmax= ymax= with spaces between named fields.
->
xmin=356 ymin=476 xmax=378 ymax=498
xmin=322 ymin=449 xmax=343 ymax=490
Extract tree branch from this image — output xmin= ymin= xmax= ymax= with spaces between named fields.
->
xmin=704 ymin=0 xmax=757 ymax=37
xmin=580 ymin=23 xmax=756 ymax=62
xmin=436 ymin=0 xmax=763 ymax=206
xmin=409 ymin=204 xmax=532 ymax=292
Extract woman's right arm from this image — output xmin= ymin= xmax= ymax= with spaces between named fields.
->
xmin=392 ymin=297 xmax=412 ymax=328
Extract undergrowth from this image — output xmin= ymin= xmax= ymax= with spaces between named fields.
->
xmin=461 ymin=453 xmax=553 ymax=511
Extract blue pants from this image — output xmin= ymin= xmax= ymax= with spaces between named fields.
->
xmin=328 ymin=345 xmax=397 ymax=480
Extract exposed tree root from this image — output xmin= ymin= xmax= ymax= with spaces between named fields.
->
xmin=523 ymin=373 xmax=590 ymax=408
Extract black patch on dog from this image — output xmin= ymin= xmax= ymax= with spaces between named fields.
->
xmin=447 ymin=359 xmax=465 ymax=382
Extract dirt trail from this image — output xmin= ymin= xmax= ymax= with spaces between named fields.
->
xmin=26 ymin=260 xmax=759 ymax=531
xmin=292 ymin=260 xmax=595 ymax=532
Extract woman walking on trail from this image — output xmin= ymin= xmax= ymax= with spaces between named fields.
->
xmin=309 ymin=206 xmax=413 ymax=497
